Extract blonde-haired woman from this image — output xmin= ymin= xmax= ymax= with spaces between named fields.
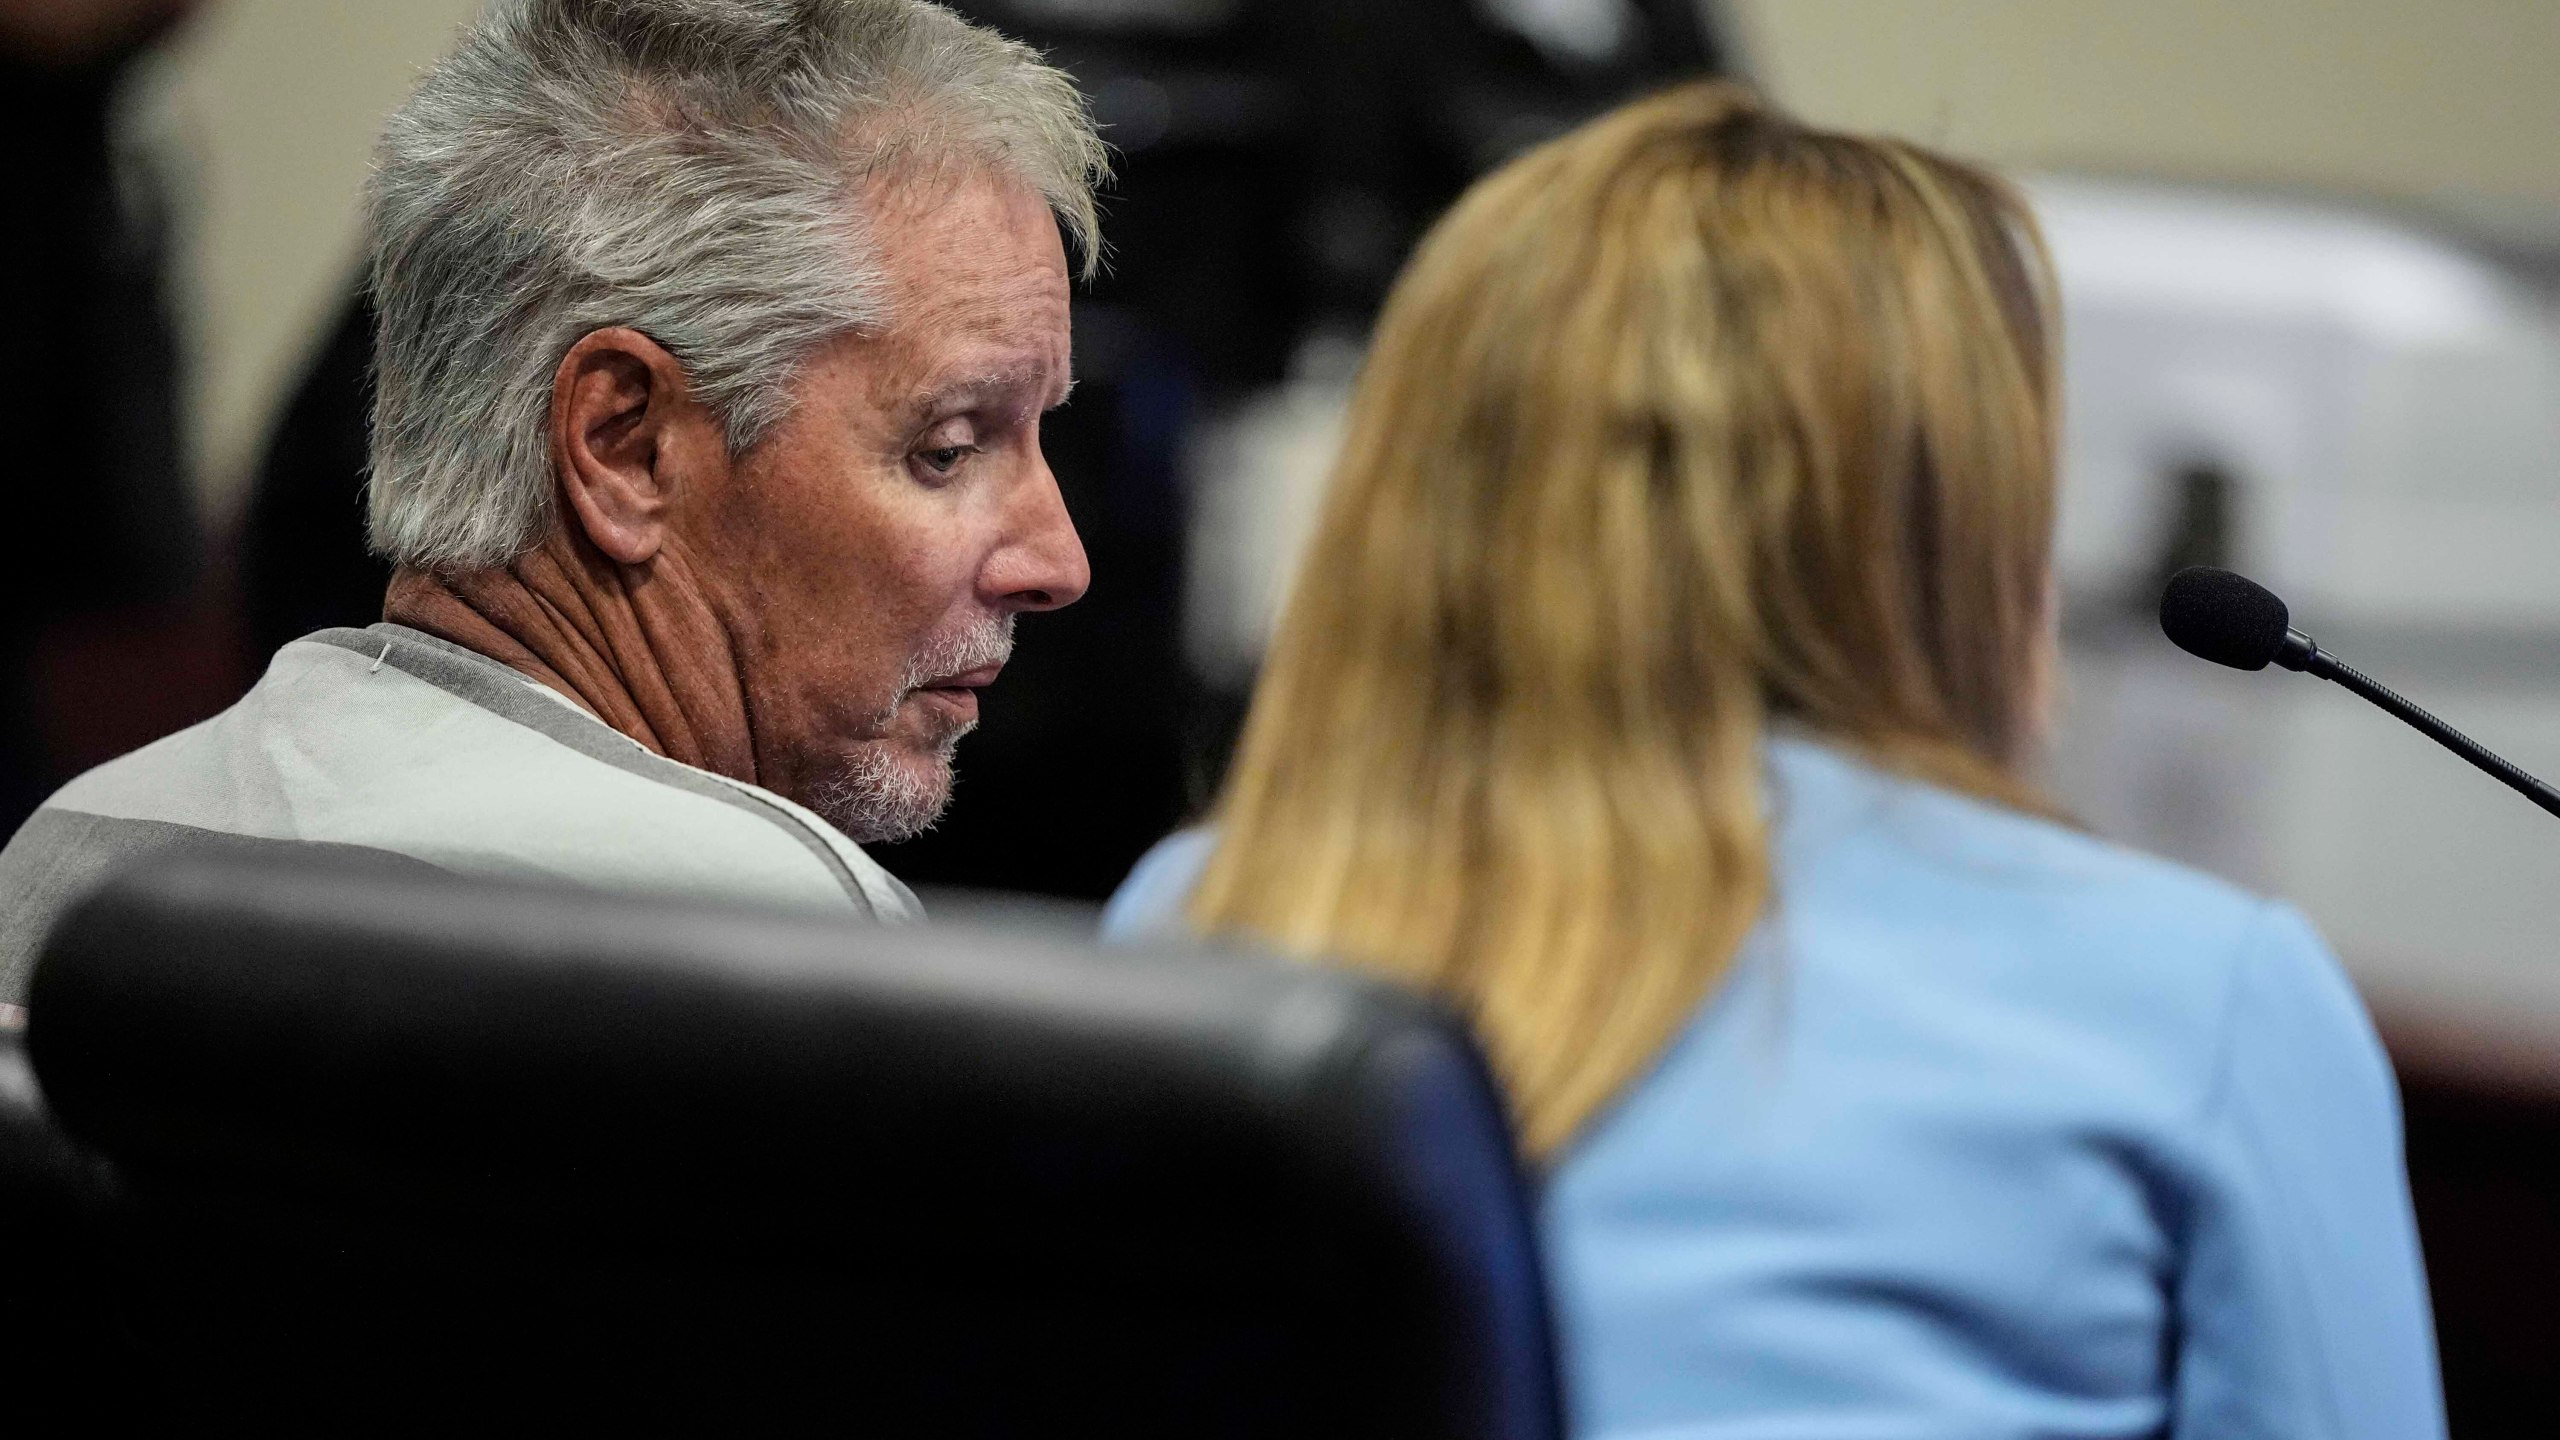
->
xmin=1106 ymin=83 xmax=2440 ymax=1437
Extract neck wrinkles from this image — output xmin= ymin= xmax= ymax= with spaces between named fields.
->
xmin=382 ymin=533 xmax=757 ymax=784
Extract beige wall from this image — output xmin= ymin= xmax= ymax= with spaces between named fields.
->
xmin=151 ymin=0 xmax=484 ymax=516
xmin=153 ymin=0 xmax=2560 ymax=515
xmin=1727 ymin=0 xmax=2560 ymax=239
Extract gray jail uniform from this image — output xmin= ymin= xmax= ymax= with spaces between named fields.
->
xmin=0 ymin=623 xmax=919 ymax=1004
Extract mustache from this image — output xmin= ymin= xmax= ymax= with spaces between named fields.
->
xmin=904 ymin=614 xmax=1015 ymax=691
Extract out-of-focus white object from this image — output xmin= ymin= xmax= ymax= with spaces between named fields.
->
xmin=1183 ymin=331 xmax=1360 ymax=689
xmin=1475 ymin=0 xmax=1635 ymax=65
xmin=2031 ymin=175 xmax=2560 ymax=995
xmin=2034 ymin=175 xmax=2560 ymax=623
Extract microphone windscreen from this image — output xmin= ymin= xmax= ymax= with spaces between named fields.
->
xmin=2159 ymin=567 xmax=2291 ymax=671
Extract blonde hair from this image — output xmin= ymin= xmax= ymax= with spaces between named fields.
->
xmin=1188 ymin=83 xmax=2063 ymax=1158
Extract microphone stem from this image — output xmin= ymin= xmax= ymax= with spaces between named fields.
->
xmin=2306 ymin=651 xmax=2560 ymax=821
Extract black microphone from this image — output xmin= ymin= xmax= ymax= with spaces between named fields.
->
xmin=2159 ymin=566 xmax=2560 ymax=821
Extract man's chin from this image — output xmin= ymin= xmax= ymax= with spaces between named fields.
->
xmin=803 ymin=741 xmax=956 ymax=845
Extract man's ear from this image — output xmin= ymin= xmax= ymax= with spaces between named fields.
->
xmin=547 ymin=327 xmax=721 ymax=566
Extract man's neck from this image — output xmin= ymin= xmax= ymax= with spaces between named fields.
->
xmin=382 ymin=536 xmax=759 ymax=783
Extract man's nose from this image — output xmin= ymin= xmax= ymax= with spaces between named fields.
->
xmin=986 ymin=460 xmax=1090 ymax=613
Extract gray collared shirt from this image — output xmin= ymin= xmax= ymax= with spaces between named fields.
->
xmin=0 ymin=624 xmax=918 ymax=1005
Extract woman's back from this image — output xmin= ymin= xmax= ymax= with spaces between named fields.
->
xmin=1548 ymin=738 xmax=2434 ymax=1436
xmin=1108 ymin=738 xmax=2442 ymax=1436
xmin=1110 ymin=80 xmax=2443 ymax=1435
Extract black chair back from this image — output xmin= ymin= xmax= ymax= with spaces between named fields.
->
xmin=22 ymin=855 xmax=1561 ymax=1435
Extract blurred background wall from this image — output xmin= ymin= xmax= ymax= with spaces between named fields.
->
xmin=153 ymin=0 xmax=2560 ymax=518
xmin=1737 ymin=0 xmax=2560 ymax=249
xmin=144 ymin=0 xmax=485 ymax=519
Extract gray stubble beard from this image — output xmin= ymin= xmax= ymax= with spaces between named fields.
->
xmin=804 ymin=614 xmax=1014 ymax=844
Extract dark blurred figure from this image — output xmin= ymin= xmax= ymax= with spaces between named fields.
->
xmin=2140 ymin=458 xmax=2239 ymax=618
xmin=241 ymin=296 xmax=386 ymax=665
xmin=241 ymin=0 xmax=1730 ymax=897
xmin=0 ymin=0 xmax=215 ymax=839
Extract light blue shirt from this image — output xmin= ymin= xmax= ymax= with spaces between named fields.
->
xmin=1102 ymin=736 xmax=2443 ymax=1439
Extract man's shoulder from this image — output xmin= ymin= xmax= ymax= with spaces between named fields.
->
xmin=11 ymin=630 xmax=904 ymax=966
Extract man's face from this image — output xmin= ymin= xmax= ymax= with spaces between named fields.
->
xmin=675 ymin=167 xmax=1087 ymax=841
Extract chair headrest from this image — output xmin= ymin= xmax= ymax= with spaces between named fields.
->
xmin=28 ymin=854 xmax=1562 ymax=1437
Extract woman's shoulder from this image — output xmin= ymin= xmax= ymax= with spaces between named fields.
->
xmin=1565 ymin=743 xmax=2388 ymax=1283
xmin=1100 ymin=828 xmax=1218 ymax=941
xmin=1104 ymin=744 xmax=2379 ymax=1100
xmin=1562 ymin=748 xmax=2418 ymax=1440
xmin=1111 ymin=747 xmax=2341 ymax=1007
xmin=1758 ymin=736 xmax=2376 ymax=1119
xmin=1772 ymin=736 xmax=2286 ymax=966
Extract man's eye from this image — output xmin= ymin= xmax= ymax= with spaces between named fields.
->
xmin=916 ymin=444 xmax=978 ymax=477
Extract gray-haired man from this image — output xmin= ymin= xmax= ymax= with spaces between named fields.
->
xmin=0 ymin=0 xmax=1107 ymax=1007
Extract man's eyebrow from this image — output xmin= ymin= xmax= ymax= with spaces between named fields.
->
xmin=913 ymin=359 xmax=1074 ymax=417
